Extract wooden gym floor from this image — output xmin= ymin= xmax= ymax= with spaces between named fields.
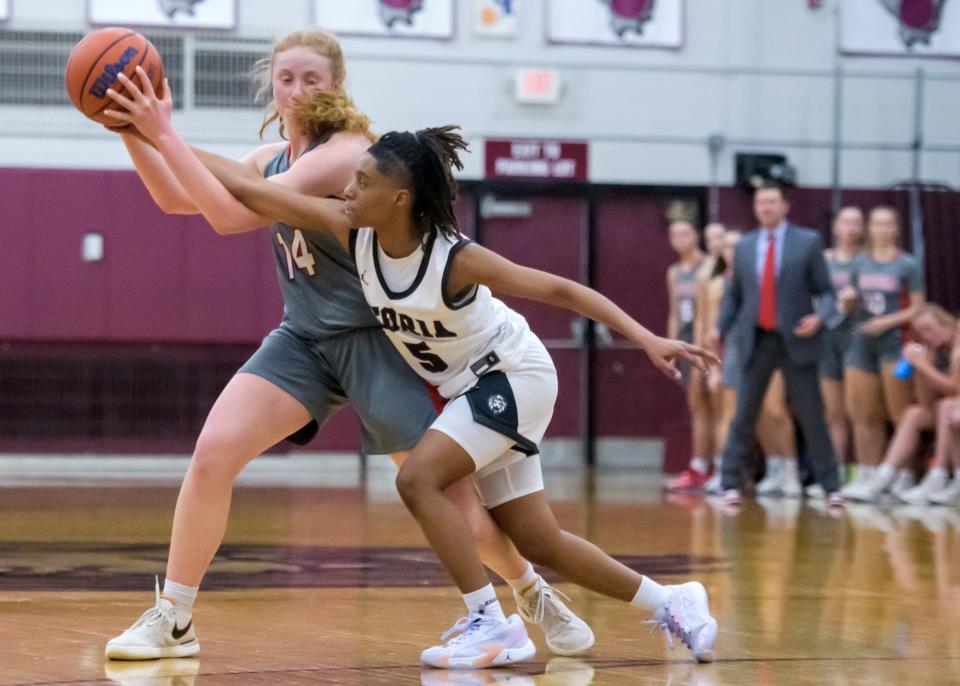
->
xmin=1 ymin=467 xmax=959 ymax=685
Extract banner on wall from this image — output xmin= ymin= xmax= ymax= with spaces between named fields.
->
xmin=485 ymin=139 xmax=589 ymax=181
xmin=841 ymin=0 xmax=960 ymax=56
xmin=473 ymin=0 xmax=519 ymax=38
xmin=313 ymin=0 xmax=455 ymax=39
xmin=0 ymin=0 xmax=10 ymax=22
xmin=88 ymin=0 xmax=237 ymax=29
xmin=546 ymin=0 xmax=684 ymax=48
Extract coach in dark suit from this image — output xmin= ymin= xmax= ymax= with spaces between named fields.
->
xmin=709 ymin=183 xmax=842 ymax=503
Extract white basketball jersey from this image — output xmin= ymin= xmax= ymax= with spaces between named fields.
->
xmin=351 ymin=228 xmax=533 ymax=399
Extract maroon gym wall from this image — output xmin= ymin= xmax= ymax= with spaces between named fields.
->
xmin=2 ymin=168 xmax=957 ymax=462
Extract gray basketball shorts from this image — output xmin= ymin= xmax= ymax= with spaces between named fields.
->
xmin=238 ymin=323 xmax=438 ymax=454
xmin=844 ymin=328 xmax=903 ymax=375
xmin=819 ymin=326 xmax=853 ymax=381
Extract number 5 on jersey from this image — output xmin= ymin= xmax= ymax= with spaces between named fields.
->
xmin=276 ymin=229 xmax=316 ymax=280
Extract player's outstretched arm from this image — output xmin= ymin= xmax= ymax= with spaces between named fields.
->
xmin=452 ymin=243 xmax=719 ymax=381
xmin=227 ymin=175 xmax=352 ymax=250
xmin=117 ymin=132 xmax=199 ymax=214
xmin=104 ymin=67 xmax=278 ymax=234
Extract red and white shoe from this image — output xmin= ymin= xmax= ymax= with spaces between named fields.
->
xmin=666 ymin=468 xmax=712 ymax=492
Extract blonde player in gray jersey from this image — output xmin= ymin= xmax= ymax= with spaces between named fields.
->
xmin=100 ymin=34 xmax=592 ymax=661
xmin=198 ymin=124 xmax=721 ymax=669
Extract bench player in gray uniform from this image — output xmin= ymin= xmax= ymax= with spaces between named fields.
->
xmin=102 ymin=31 xmax=591 ymax=661
xmin=665 ymin=221 xmax=715 ymax=491
xmin=841 ymin=206 xmax=924 ymax=496
xmin=819 ymin=207 xmax=865 ymax=482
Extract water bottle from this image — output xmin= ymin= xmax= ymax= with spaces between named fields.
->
xmin=892 ymin=357 xmax=913 ymax=379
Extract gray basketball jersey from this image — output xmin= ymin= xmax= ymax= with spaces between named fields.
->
xmin=672 ymin=262 xmax=700 ymax=343
xmin=264 ymin=144 xmax=378 ymax=338
xmin=851 ymin=251 xmax=924 ymax=320
xmin=825 ymin=251 xmax=858 ymax=330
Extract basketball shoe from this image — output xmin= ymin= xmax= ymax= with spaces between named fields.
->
xmin=513 ymin=578 xmax=595 ymax=655
xmin=421 ymin=613 xmax=536 ymax=670
xmin=105 ymin=578 xmax=199 ymax=660
xmin=898 ymin=467 xmax=949 ymax=505
xmin=666 ymin=467 xmax=712 ymax=492
xmin=646 ymin=582 xmax=718 ymax=663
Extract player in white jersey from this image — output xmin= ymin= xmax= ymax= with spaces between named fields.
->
xmin=198 ymin=125 xmax=720 ymax=669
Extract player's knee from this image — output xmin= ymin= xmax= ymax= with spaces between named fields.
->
xmin=464 ymin=513 xmax=501 ymax=556
xmin=937 ymin=397 xmax=957 ymax=421
xmin=190 ymin=429 xmax=243 ymax=481
xmin=899 ymin=404 xmax=924 ymax=426
xmin=395 ymin=462 xmax=434 ymax=511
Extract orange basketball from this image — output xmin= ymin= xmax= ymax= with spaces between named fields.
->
xmin=65 ymin=28 xmax=165 ymax=126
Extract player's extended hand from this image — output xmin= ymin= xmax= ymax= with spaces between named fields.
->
xmin=103 ymin=66 xmax=173 ymax=143
xmin=860 ymin=317 xmax=889 ymax=337
xmin=902 ymin=342 xmax=927 ymax=366
xmin=837 ymin=285 xmax=859 ymax=313
xmin=642 ymin=336 xmax=720 ymax=382
xmin=793 ymin=314 xmax=822 ymax=338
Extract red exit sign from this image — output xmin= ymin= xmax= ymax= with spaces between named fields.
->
xmin=485 ymin=139 xmax=588 ymax=182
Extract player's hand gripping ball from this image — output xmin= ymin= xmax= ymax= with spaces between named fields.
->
xmin=65 ymin=27 xmax=165 ymax=127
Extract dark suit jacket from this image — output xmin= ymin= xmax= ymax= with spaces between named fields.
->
xmin=717 ymin=224 xmax=835 ymax=367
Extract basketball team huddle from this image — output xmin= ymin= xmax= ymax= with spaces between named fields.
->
xmin=88 ymin=30 xmax=721 ymax=669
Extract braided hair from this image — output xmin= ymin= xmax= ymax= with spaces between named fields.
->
xmin=367 ymin=125 xmax=468 ymax=241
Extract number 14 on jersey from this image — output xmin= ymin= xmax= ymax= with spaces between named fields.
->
xmin=276 ymin=229 xmax=316 ymax=280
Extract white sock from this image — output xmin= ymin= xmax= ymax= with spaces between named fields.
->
xmin=162 ymin=578 xmax=198 ymax=619
xmin=690 ymin=457 xmax=710 ymax=475
xmin=505 ymin=563 xmax=539 ymax=595
xmin=463 ymin=583 xmax=506 ymax=622
xmin=631 ymin=575 xmax=670 ymax=612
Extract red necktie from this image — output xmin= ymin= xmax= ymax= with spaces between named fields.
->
xmin=758 ymin=230 xmax=777 ymax=331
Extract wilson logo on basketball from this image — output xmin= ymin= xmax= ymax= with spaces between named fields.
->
xmin=88 ymin=46 xmax=138 ymax=99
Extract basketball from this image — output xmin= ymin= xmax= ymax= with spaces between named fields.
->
xmin=65 ymin=28 xmax=164 ymax=126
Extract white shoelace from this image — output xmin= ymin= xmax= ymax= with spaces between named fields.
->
xmin=523 ymin=583 xmax=572 ymax=626
xmin=644 ymin=594 xmax=700 ymax=652
xmin=128 ymin=576 xmax=169 ymax=631
xmin=440 ymin=615 xmax=484 ymax=643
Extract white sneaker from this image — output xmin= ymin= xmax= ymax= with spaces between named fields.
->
xmin=105 ymin=578 xmax=199 ymax=661
xmin=847 ymin=466 xmax=897 ymax=502
xmin=704 ymin=470 xmax=723 ymax=495
xmin=841 ymin=466 xmax=875 ymax=497
xmin=646 ymin=581 xmax=718 ymax=663
xmin=514 ymin=579 xmax=595 ymax=656
xmin=890 ymin=470 xmax=916 ymax=499
xmin=755 ymin=460 xmax=784 ymax=496
xmin=805 ymin=484 xmax=826 ymax=499
xmin=421 ymin=613 xmax=536 ymax=670
xmin=898 ymin=468 xmax=949 ymax=505
xmin=929 ymin=479 xmax=960 ymax=506
xmin=781 ymin=460 xmax=803 ymax=498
